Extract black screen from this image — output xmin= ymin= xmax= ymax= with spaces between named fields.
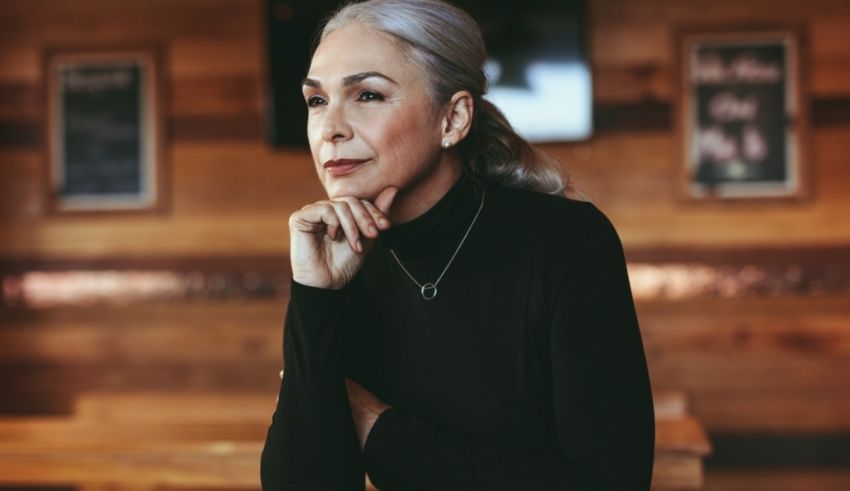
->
xmin=265 ymin=0 xmax=591 ymax=147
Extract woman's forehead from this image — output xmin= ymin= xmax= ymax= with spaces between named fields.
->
xmin=308 ymin=23 xmax=413 ymax=82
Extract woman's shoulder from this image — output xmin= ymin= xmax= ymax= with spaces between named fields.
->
xmin=491 ymin=183 xmax=618 ymax=241
xmin=485 ymin=183 xmax=629 ymax=294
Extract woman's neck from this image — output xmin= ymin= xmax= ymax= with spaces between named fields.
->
xmin=378 ymin=161 xmax=487 ymax=261
xmin=388 ymin=153 xmax=463 ymax=225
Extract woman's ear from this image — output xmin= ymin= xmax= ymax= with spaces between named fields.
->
xmin=440 ymin=90 xmax=474 ymax=146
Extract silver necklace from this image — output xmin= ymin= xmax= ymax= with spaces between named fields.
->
xmin=389 ymin=188 xmax=486 ymax=300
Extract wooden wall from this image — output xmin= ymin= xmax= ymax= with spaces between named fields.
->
xmin=0 ymin=0 xmax=320 ymax=258
xmin=1 ymin=0 xmax=849 ymax=488
xmin=1 ymin=0 xmax=850 ymax=258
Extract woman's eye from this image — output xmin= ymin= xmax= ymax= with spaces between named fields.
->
xmin=358 ymin=90 xmax=384 ymax=102
xmin=306 ymin=96 xmax=325 ymax=108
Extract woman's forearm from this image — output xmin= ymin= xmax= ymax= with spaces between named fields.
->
xmin=260 ymin=280 xmax=366 ymax=491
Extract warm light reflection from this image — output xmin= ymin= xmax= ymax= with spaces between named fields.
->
xmin=1 ymin=269 xmax=285 ymax=308
xmin=627 ymin=263 xmax=804 ymax=300
xmin=3 ymin=271 xmax=183 ymax=308
xmin=0 ymin=261 xmax=840 ymax=308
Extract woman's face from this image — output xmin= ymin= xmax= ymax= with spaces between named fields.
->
xmin=302 ymin=22 xmax=445 ymax=201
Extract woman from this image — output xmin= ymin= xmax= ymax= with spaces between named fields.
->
xmin=260 ymin=0 xmax=655 ymax=489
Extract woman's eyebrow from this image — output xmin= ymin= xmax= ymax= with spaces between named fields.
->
xmin=302 ymin=71 xmax=399 ymax=88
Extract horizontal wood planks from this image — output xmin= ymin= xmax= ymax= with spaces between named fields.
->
xmin=1 ymin=293 xmax=847 ymax=434
xmin=637 ymin=295 xmax=850 ymax=432
xmin=0 ymin=0 xmax=849 ymax=256
xmin=0 ymin=390 xmax=709 ymax=490
xmin=705 ymin=470 xmax=850 ymax=491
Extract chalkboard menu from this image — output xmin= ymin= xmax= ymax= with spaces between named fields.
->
xmin=677 ymin=29 xmax=809 ymax=201
xmin=47 ymin=50 xmax=164 ymax=212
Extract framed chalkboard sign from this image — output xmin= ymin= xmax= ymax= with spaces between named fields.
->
xmin=45 ymin=48 xmax=166 ymax=213
xmin=675 ymin=28 xmax=809 ymax=202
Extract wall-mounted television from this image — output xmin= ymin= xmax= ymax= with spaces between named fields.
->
xmin=266 ymin=0 xmax=592 ymax=147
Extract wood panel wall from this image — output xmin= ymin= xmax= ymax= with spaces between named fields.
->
xmin=0 ymin=0 xmax=321 ymax=259
xmin=1 ymin=0 xmax=850 ymax=258
xmin=1 ymin=0 xmax=849 ymax=483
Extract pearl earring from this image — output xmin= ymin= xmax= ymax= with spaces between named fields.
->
xmin=442 ymin=140 xmax=451 ymax=149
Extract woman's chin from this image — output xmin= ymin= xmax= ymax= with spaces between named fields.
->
xmin=324 ymin=180 xmax=379 ymax=201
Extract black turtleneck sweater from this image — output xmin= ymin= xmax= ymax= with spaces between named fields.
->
xmin=260 ymin=173 xmax=655 ymax=490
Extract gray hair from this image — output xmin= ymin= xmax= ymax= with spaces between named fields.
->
xmin=315 ymin=0 xmax=588 ymax=201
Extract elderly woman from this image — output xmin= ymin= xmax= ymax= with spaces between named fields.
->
xmin=260 ymin=0 xmax=654 ymax=489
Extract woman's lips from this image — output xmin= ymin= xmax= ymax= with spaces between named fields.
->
xmin=323 ymin=159 xmax=369 ymax=177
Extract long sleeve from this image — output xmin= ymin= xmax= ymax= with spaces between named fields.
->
xmin=363 ymin=407 xmax=591 ymax=490
xmin=547 ymin=204 xmax=655 ymax=489
xmin=361 ymin=203 xmax=654 ymax=491
xmin=260 ymin=279 xmax=366 ymax=491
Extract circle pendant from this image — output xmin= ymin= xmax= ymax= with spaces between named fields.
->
xmin=420 ymin=283 xmax=438 ymax=300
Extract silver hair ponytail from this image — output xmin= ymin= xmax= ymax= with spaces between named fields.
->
xmin=317 ymin=0 xmax=588 ymax=201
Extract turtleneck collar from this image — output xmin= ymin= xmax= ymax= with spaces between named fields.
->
xmin=378 ymin=171 xmax=489 ymax=261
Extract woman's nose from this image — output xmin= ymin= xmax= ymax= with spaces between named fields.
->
xmin=320 ymin=102 xmax=353 ymax=142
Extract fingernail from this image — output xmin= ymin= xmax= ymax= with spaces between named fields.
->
xmin=379 ymin=217 xmax=389 ymax=226
xmin=356 ymin=239 xmax=363 ymax=252
xmin=368 ymin=224 xmax=377 ymax=235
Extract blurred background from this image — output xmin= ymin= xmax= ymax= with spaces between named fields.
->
xmin=0 ymin=0 xmax=848 ymax=490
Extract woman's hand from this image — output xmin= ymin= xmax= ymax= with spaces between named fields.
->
xmin=277 ymin=370 xmax=389 ymax=451
xmin=289 ymin=186 xmax=398 ymax=289
xmin=344 ymin=377 xmax=391 ymax=451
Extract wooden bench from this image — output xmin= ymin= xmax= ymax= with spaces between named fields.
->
xmin=0 ymin=390 xmax=710 ymax=490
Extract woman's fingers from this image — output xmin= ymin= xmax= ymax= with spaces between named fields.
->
xmin=374 ymin=186 xmax=398 ymax=216
xmin=361 ymin=200 xmax=390 ymax=230
xmin=290 ymin=202 xmax=340 ymax=241
xmin=331 ymin=200 xmax=364 ymax=253
xmin=291 ymin=187 xmax=398 ymax=253
xmin=348 ymin=186 xmax=397 ymax=235
xmin=338 ymin=196 xmax=381 ymax=238
xmin=290 ymin=202 xmax=350 ymax=244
